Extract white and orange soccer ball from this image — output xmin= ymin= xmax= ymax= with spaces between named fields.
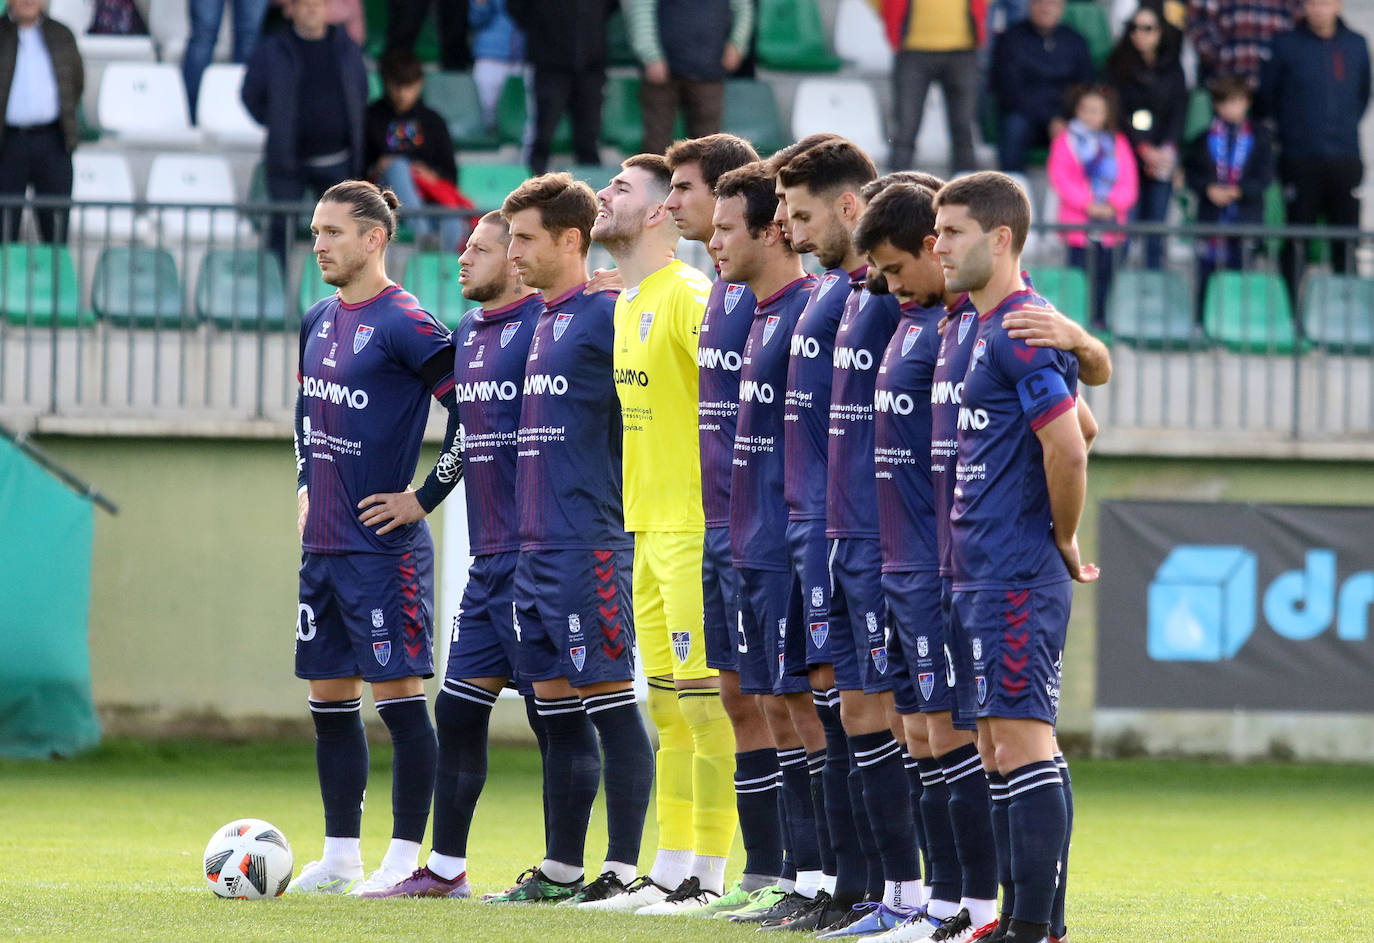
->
xmin=202 ymin=818 xmax=294 ymax=899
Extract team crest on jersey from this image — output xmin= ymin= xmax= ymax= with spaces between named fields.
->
xmin=671 ymin=630 xmax=692 ymax=662
xmin=570 ymin=645 xmax=586 ymax=671
xmin=371 ymin=608 xmax=384 ymax=629
xmin=858 ymin=287 xmax=871 ymax=310
xmin=779 ymin=652 xmax=786 ymax=676
xmin=971 ymin=338 xmax=987 ymax=368
xmin=724 ymin=283 xmax=746 ymax=313
xmin=373 ymin=640 xmax=391 ymax=666
xmin=810 ymin=586 xmax=824 ymax=609
xmin=901 ymin=324 xmax=922 ymax=357
xmin=816 ymin=272 xmax=841 ymax=299
xmin=639 ymin=311 xmax=655 ymax=342
xmin=553 ymin=312 xmax=574 ymax=341
xmin=762 ymin=314 xmax=781 ymax=346
xmin=870 ymin=646 xmax=888 ymax=674
xmin=354 ymin=324 xmax=375 ymax=354
xmin=919 ymin=672 xmax=935 ymax=701
xmin=976 ymin=675 xmax=987 ymax=705
xmin=500 ymin=322 xmax=520 ymax=348
xmin=972 ymin=637 xmax=983 ymax=661
xmin=809 ymin=621 xmax=829 ymax=648
xmin=778 ymin=618 xmax=787 ymax=639
xmin=957 ymin=311 xmax=975 ymax=343
xmin=916 ymin=635 xmax=929 ymax=658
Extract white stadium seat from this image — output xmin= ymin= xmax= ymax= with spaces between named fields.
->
xmin=833 ymin=0 xmax=893 ymax=73
xmin=145 ymin=154 xmax=248 ymax=243
xmin=71 ymin=150 xmax=138 ymax=239
xmin=790 ymin=78 xmax=889 ymax=166
xmin=96 ymin=62 xmax=202 ymax=145
xmin=196 ymin=64 xmax=264 ymax=145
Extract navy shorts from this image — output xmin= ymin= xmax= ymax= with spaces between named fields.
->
xmin=515 ymin=546 xmax=636 ymax=687
xmin=443 ymin=551 xmax=531 ymax=695
xmin=883 ymin=569 xmax=953 ymax=716
xmin=952 ymin=581 xmax=1072 ymax=724
xmin=703 ymin=527 xmax=744 ymax=673
xmin=296 ymin=548 xmax=434 ymax=682
xmin=943 ymin=578 xmax=978 ymax=731
xmin=829 ymin=538 xmax=892 ymax=694
xmin=783 ymin=518 xmax=843 ymax=679
xmin=738 ymin=566 xmax=813 ymax=696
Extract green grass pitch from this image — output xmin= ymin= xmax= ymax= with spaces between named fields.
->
xmin=0 ymin=739 xmax=1370 ymax=942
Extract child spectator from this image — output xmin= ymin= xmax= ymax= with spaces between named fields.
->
xmin=470 ymin=0 xmax=524 ymax=129
xmin=364 ymin=49 xmax=469 ymax=253
xmin=1048 ymin=84 xmax=1138 ymax=329
xmin=1184 ymin=74 xmax=1273 ymax=322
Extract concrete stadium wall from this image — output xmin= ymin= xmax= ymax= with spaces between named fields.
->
xmin=32 ymin=434 xmax=1374 ymax=754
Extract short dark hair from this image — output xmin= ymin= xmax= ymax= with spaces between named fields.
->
xmin=714 ymin=162 xmax=783 ymax=237
xmin=860 ymin=171 xmax=945 ymax=203
xmin=476 ymin=209 xmax=510 ymax=243
xmin=1208 ymin=73 xmax=1252 ymax=104
xmin=665 ymin=134 xmax=760 ymax=190
xmin=853 ymin=183 xmax=937 ymax=258
xmin=933 ymin=171 xmax=1031 ymax=254
xmin=501 ymin=172 xmax=598 ymax=256
xmin=776 ymin=140 xmax=878 ymax=197
xmin=320 ymin=179 xmax=400 ymax=243
xmin=378 ymin=48 xmax=424 ymax=87
xmin=763 ymin=133 xmax=843 ymax=175
xmin=621 ymin=153 xmax=673 ymax=202
xmin=1066 ymin=83 xmax=1120 ymax=131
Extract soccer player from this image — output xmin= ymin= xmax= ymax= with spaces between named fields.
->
xmin=664 ymin=133 xmax=792 ymax=915
xmin=484 ymin=173 xmax=656 ymax=905
xmin=592 ymin=154 xmax=736 ymax=912
xmin=933 ymin=172 xmax=1099 ymax=943
xmin=289 ymin=181 xmax=463 ymax=895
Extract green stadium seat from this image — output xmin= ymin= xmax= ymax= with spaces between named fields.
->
xmin=195 ymin=249 xmax=289 ymax=330
xmin=1300 ymin=273 xmax=1374 ymax=353
xmin=495 ymin=74 xmax=572 ymax=153
xmin=1027 ymin=265 xmax=1090 ymax=326
xmin=1182 ymin=86 xmax=1212 ymax=143
xmin=1107 ymin=269 xmax=1197 ymax=348
xmin=459 ymin=162 xmax=531 ymax=214
xmin=569 ymin=164 xmax=620 ymax=191
xmin=404 ymin=251 xmax=469 ymax=329
xmin=756 ymin=0 xmax=843 ymax=71
xmin=606 ymin=9 xmax=639 ymax=67
xmin=91 ymin=248 xmax=186 ymax=328
xmin=364 ymin=0 xmax=440 ymax=62
xmin=424 ymin=71 xmax=501 ymax=150
xmin=1061 ymin=1 xmax=1113 ymax=68
xmin=298 ymin=252 xmax=335 ymax=315
xmin=1202 ymin=270 xmax=1300 ymax=353
xmin=723 ymin=79 xmax=787 ymax=155
xmin=367 ymin=66 xmax=383 ymax=102
xmin=1 ymin=244 xmax=84 ymax=327
xmin=601 ymin=76 xmax=643 ymax=153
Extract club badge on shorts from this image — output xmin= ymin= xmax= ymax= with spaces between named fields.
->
xmin=919 ymin=672 xmax=935 ymax=701
xmin=809 ymin=621 xmax=829 ymax=648
xmin=570 ymin=645 xmax=586 ymax=671
xmin=671 ymin=630 xmax=692 ymax=663
xmin=373 ymin=640 xmax=391 ymax=667
xmin=870 ymin=646 xmax=888 ymax=675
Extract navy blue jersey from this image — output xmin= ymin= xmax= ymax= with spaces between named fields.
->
xmin=698 ymin=276 xmax=757 ymax=528
xmin=516 ymin=284 xmax=632 ymax=552
xmin=298 ymin=284 xmax=454 ymax=555
xmin=931 ymin=295 xmax=979 ymax=578
xmin=952 ymin=289 xmax=1079 ymax=590
xmin=825 ymin=276 xmax=902 ymax=539
xmin=874 ymin=300 xmax=944 ymax=573
xmin=730 ymin=275 xmax=816 ymax=571
xmin=783 ymin=267 xmax=852 ymax=522
xmin=452 ymin=293 xmax=543 ymax=556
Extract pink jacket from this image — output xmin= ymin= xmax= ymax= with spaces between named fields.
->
xmin=1047 ymin=130 xmax=1139 ymax=248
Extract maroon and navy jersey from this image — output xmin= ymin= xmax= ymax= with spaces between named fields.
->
xmin=783 ymin=267 xmax=851 ymax=522
xmin=951 ymin=289 xmax=1080 ymax=590
xmin=931 ymin=295 xmax=979 ymax=578
xmin=452 ymin=293 xmax=543 ymax=556
xmin=298 ymin=284 xmax=454 ymax=555
xmin=873 ymin=300 xmax=944 ymax=573
xmin=516 ymin=284 xmax=631 ymax=552
xmin=825 ymin=276 xmax=902 ymax=539
xmin=730 ymin=275 xmax=816 ymax=571
xmin=698 ymin=276 xmax=757 ymax=528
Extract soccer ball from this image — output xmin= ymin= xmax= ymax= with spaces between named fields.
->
xmin=202 ymin=818 xmax=294 ymax=899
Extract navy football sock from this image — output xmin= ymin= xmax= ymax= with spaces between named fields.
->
xmin=432 ymin=683 xmax=497 ymax=857
xmin=376 ymin=694 xmax=437 ymax=843
xmin=807 ymin=747 xmax=834 ymax=877
xmin=735 ymin=747 xmax=784 ymax=881
xmin=583 ymin=689 xmax=654 ymax=868
xmin=848 ymin=752 xmax=884 ymax=899
xmin=905 ymin=753 xmax=930 ymax=885
xmin=816 ymin=690 xmax=863 ymax=904
xmin=1006 ymin=760 xmax=1066 ymax=925
xmin=523 ymin=695 xmax=553 ymax=848
xmin=1051 ymin=753 xmax=1073 ymax=938
xmin=535 ymin=695 xmax=600 ymax=869
xmin=852 ymin=731 xmax=920 ymax=891
xmin=310 ymin=697 xmax=368 ymax=838
xmin=939 ymin=742 xmax=998 ymax=901
xmin=989 ymin=771 xmax=1013 ymax=918
xmin=916 ymin=758 xmax=961 ymax=905
xmin=778 ymin=746 xmax=822 ymax=874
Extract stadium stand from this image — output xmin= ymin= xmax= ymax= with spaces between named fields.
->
xmin=1106 ymin=269 xmax=1197 ymax=348
xmin=96 ymin=62 xmax=201 ymax=145
xmin=790 ymin=77 xmax=888 ymax=165
xmin=195 ymin=248 xmax=289 ymax=329
xmin=832 ymin=0 xmax=894 ymax=73
xmin=722 ymin=79 xmax=787 ymax=157
xmin=1202 ymin=270 xmax=1301 ymax=354
xmin=402 ymin=250 xmax=466 ymax=328
xmin=494 ymin=73 xmax=572 ymax=152
xmin=1061 ymin=0 xmax=1114 ymax=68
xmin=145 ymin=154 xmax=247 ymax=243
xmin=1300 ymin=274 xmax=1374 ymax=353
xmin=195 ymin=64 xmax=265 ymax=146
xmin=1 ymin=244 xmax=84 ymax=327
xmin=756 ymin=0 xmax=843 ymax=71
xmin=1029 ymin=265 xmax=1091 ymax=327
xmin=423 ymin=71 xmax=502 ymax=151
xmin=91 ymin=247 xmax=184 ymax=328
xmin=70 ymin=151 xmax=137 ymax=239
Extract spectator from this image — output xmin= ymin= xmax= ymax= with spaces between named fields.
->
xmin=989 ymin=0 xmax=1094 ymax=172
xmin=385 ymin=0 xmax=470 ymax=71
xmin=1187 ymin=0 xmax=1302 ymax=86
xmin=1048 ymin=84 xmax=1138 ymax=328
xmin=0 ymin=0 xmax=83 ymax=243
xmin=365 ymin=50 xmax=466 ymax=253
xmin=182 ymin=0 xmax=270 ymax=124
xmin=1258 ymin=0 xmax=1370 ymax=300
xmin=624 ymin=0 xmax=754 ymax=155
xmin=327 ymin=0 xmax=365 ymax=44
xmin=1106 ymin=3 xmax=1187 ymax=268
xmin=507 ymin=0 xmax=615 ymax=174
xmin=873 ymin=0 xmax=986 ymax=173
xmin=1184 ymin=75 xmax=1273 ymax=320
xmin=470 ymin=0 xmax=523 ymax=128
xmin=242 ymin=0 xmax=367 ymax=259
xmin=89 ymin=0 xmax=148 ymax=34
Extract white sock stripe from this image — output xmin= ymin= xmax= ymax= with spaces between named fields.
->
xmin=536 ymin=695 xmax=582 ymax=706
xmin=582 ymin=691 xmax=637 ymax=714
xmin=919 ymin=768 xmax=947 ymax=786
xmin=735 ymin=780 xmax=782 ymax=795
xmin=1007 ymin=772 xmax=1064 ymax=799
xmin=855 ymin=743 xmax=904 ymax=767
xmin=825 ymin=687 xmax=840 ymax=707
xmin=852 ymin=738 xmax=901 ymax=760
xmin=735 ymin=772 xmax=782 ymax=788
xmin=441 ymin=681 xmax=499 ymax=704
xmin=988 ymin=784 xmax=1010 ymax=800
xmin=777 ymin=751 xmax=808 ymax=767
xmin=535 ymin=700 xmax=587 ymax=716
xmin=308 ymin=698 xmax=361 ymax=712
xmin=943 ymin=753 xmax=985 ymax=778
xmin=1008 ymin=763 xmax=1062 ymax=788
xmin=1054 ymin=753 xmax=1069 ymax=769
xmin=375 ymin=694 xmax=427 ymax=708
xmin=944 ymin=762 xmax=986 ymax=784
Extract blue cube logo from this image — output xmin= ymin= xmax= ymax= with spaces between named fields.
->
xmin=1147 ymin=545 xmax=1257 ymax=661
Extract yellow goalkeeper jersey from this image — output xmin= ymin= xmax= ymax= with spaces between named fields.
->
xmin=613 ymin=258 xmax=712 ymax=533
